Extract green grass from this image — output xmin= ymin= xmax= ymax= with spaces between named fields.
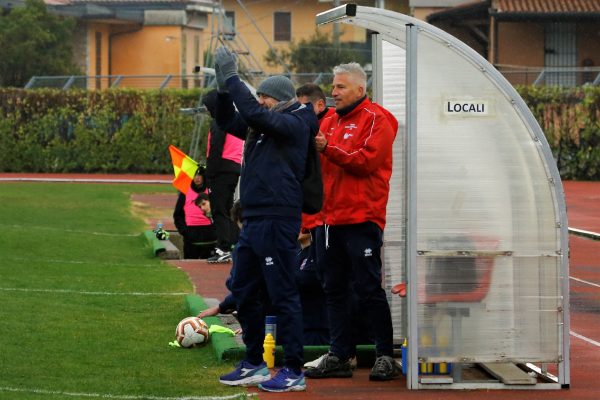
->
xmin=0 ymin=183 xmax=247 ymax=400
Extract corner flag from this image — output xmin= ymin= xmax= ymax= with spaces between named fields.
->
xmin=168 ymin=145 xmax=198 ymax=194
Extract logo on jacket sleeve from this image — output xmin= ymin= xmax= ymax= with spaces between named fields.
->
xmin=265 ymin=256 xmax=274 ymax=266
xmin=364 ymin=248 xmax=372 ymax=257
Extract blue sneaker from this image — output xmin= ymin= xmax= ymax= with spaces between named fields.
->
xmin=258 ymin=367 xmax=306 ymax=392
xmin=219 ymin=360 xmax=271 ymax=386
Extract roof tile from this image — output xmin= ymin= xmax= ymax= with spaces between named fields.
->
xmin=496 ymin=0 xmax=600 ymax=13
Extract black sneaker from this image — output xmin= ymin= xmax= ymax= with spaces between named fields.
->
xmin=304 ymin=353 xmax=353 ymax=379
xmin=207 ymin=248 xmax=232 ymax=263
xmin=369 ymin=355 xmax=401 ymax=381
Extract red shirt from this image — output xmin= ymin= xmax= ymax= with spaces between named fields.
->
xmin=319 ymin=98 xmax=398 ymax=230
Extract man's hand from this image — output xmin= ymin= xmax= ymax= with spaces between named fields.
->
xmin=215 ymin=46 xmax=238 ymax=81
xmin=315 ymin=131 xmax=327 ymax=153
xmin=298 ymin=231 xmax=312 ymax=250
xmin=198 ymin=306 xmax=219 ymax=318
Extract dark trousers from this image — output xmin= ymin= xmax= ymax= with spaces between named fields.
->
xmin=208 ymin=172 xmax=239 ymax=251
xmin=231 ymin=217 xmax=304 ymax=369
xmin=183 ymin=224 xmax=217 ymax=259
xmin=296 ymin=226 xmax=329 ymax=345
xmin=319 ymin=222 xmax=393 ymax=360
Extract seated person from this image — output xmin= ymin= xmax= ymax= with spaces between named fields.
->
xmin=173 ymin=166 xmax=216 ymax=259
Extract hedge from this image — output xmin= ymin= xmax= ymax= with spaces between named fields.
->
xmin=0 ymin=88 xmax=206 ymax=173
xmin=516 ymin=85 xmax=600 ymax=180
xmin=1 ymin=86 xmax=599 ymax=179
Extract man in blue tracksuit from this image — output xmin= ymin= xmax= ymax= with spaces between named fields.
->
xmin=213 ymin=46 xmax=318 ymax=393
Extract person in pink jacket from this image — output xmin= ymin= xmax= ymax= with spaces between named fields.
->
xmin=173 ymin=166 xmax=216 ymax=259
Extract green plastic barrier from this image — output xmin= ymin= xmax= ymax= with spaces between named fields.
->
xmin=143 ymin=230 xmax=166 ymax=256
xmin=185 ymin=294 xmax=378 ymax=366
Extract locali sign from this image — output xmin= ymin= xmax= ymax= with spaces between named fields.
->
xmin=444 ymin=99 xmax=490 ymax=116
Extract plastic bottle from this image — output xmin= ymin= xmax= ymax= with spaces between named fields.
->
xmin=157 ymin=221 xmax=164 ymax=230
xmin=265 ymin=315 xmax=277 ymax=342
xmin=263 ymin=333 xmax=275 ymax=368
xmin=401 ymin=338 xmax=407 ymax=375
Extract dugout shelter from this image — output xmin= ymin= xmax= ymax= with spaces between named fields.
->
xmin=317 ymin=4 xmax=570 ymax=390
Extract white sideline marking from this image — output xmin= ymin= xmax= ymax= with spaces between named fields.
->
xmin=570 ymin=276 xmax=600 ymax=288
xmin=0 ymin=223 xmax=138 ymax=237
xmin=0 ymin=287 xmax=189 ymax=296
xmin=0 ymin=387 xmax=253 ymax=400
xmin=5 ymin=256 xmax=166 ymax=268
xmin=570 ymin=331 xmax=600 ymax=348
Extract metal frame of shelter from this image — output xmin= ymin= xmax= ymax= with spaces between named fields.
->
xmin=317 ymin=4 xmax=570 ymax=390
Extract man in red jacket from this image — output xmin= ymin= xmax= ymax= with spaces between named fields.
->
xmin=304 ymin=62 xmax=400 ymax=381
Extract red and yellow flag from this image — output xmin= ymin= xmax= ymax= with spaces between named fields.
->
xmin=168 ymin=145 xmax=198 ymax=194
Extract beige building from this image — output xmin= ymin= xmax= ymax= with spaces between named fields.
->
xmin=411 ymin=0 xmax=600 ymax=85
xmin=44 ymin=0 xmax=410 ymax=87
xmin=208 ymin=0 xmax=409 ymax=75
xmin=47 ymin=0 xmax=215 ymax=88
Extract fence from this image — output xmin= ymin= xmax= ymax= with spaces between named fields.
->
xmin=23 ymin=67 xmax=600 ymax=90
xmin=23 ymin=72 xmax=370 ymax=90
xmin=496 ymin=66 xmax=600 ymax=87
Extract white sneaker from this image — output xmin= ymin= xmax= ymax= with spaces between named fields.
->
xmin=303 ymin=353 xmax=326 ymax=369
xmin=304 ymin=354 xmax=357 ymax=370
xmin=207 ymin=248 xmax=232 ymax=263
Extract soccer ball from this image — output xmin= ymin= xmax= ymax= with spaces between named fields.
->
xmin=155 ymin=228 xmax=169 ymax=240
xmin=175 ymin=317 xmax=209 ymax=348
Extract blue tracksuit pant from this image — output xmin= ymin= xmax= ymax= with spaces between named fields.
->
xmin=319 ymin=221 xmax=394 ymax=361
xmin=230 ymin=216 xmax=303 ymax=369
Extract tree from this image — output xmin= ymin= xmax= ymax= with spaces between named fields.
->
xmin=0 ymin=0 xmax=80 ymax=87
xmin=264 ymin=30 xmax=371 ymax=74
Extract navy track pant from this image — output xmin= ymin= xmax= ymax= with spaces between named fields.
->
xmin=230 ymin=216 xmax=304 ymax=369
xmin=319 ymin=221 xmax=394 ymax=361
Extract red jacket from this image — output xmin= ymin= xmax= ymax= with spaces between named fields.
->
xmin=319 ymin=97 xmax=398 ymax=230
xmin=301 ymin=106 xmax=337 ymax=231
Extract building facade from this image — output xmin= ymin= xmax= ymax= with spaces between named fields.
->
xmin=412 ymin=0 xmax=600 ymax=85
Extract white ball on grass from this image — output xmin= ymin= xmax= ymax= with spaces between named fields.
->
xmin=176 ymin=317 xmax=210 ymax=348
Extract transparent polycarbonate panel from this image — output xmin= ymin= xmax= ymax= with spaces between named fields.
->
xmin=415 ymin=30 xmax=561 ymax=362
xmin=380 ymin=39 xmax=407 ymax=342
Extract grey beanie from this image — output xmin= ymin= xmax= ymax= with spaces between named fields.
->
xmin=256 ymin=75 xmax=296 ymax=102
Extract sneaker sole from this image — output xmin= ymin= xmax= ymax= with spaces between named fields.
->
xmin=304 ymin=370 xmax=353 ymax=379
xmin=258 ymin=384 xmax=306 ymax=392
xmin=219 ymin=374 xmax=270 ymax=386
xmin=369 ymin=372 xmax=400 ymax=381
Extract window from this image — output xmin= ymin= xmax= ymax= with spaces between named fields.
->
xmin=224 ymin=11 xmax=236 ymax=40
xmin=194 ymin=35 xmax=200 ymax=65
xmin=95 ymin=32 xmax=102 ymax=89
xmin=274 ymin=12 xmax=291 ymax=41
xmin=225 ymin=11 xmax=235 ymax=32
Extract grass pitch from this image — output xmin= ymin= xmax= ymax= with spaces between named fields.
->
xmin=0 ymin=182 xmax=247 ymax=400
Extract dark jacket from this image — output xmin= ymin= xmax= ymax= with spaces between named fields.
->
xmin=202 ymin=90 xmax=242 ymax=178
xmin=216 ymin=75 xmax=319 ymax=220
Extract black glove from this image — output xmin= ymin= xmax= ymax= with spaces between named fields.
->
xmin=215 ymin=46 xmax=238 ymax=82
